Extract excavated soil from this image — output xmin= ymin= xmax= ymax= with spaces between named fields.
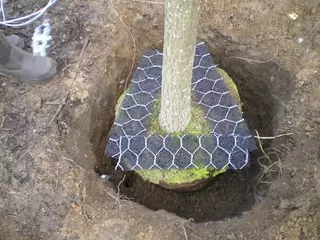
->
xmin=0 ymin=0 xmax=320 ymax=239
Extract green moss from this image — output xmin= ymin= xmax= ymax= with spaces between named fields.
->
xmin=216 ymin=67 xmax=243 ymax=111
xmin=136 ymin=167 xmax=226 ymax=185
xmin=149 ymin=98 xmax=210 ymax=136
xmin=115 ymin=92 xmax=126 ymax=117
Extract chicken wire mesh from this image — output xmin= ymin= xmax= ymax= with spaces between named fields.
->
xmin=105 ymin=42 xmax=257 ymax=170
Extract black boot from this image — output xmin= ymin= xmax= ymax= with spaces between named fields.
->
xmin=0 ymin=31 xmax=57 ymax=83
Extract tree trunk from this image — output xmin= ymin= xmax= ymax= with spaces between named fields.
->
xmin=159 ymin=0 xmax=200 ymax=133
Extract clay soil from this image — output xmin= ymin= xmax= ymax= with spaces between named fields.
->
xmin=0 ymin=0 xmax=320 ymax=239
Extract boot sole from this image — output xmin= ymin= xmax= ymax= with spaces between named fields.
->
xmin=0 ymin=67 xmax=57 ymax=84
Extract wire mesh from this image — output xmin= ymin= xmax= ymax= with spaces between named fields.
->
xmin=106 ymin=42 xmax=256 ymax=170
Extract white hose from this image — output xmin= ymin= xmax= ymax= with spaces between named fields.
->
xmin=0 ymin=0 xmax=58 ymax=27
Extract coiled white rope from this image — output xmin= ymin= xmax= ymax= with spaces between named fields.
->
xmin=0 ymin=0 xmax=58 ymax=27
xmin=0 ymin=0 xmax=58 ymax=56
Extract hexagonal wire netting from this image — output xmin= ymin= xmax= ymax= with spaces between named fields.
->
xmin=105 ymin=42 xmax=257 ymax=170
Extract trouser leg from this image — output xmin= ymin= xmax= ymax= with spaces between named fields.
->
xmin=0 ymin=31 xmax=12 ymax=65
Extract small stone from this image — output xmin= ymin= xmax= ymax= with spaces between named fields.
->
xmin=249 ymin=14 xmax=254 ymax=21
xmin=297 ymin=37 xmax=304 ymax=43
xmin=311 ymin=7 xmax=317 ymax=14
xmin=288 ymin=12 xmax=299 ymax=21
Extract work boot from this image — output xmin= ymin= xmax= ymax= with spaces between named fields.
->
xmin=0 ymin=31 xmax=57 ymax=83
xmin=6 ymin=35 xmax=25 ymax=48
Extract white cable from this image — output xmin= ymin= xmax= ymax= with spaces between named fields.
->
xmin=0 ymin=0 xmax=58 ymax=27
xmin=0 ymin=0 xmax=5 ymax=22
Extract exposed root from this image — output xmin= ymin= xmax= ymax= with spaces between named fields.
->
xmin=181 ymin=221 xmax=189 ymax=240
xmin=107 ymin=175 xmax=132 ymax=210
xmin=179 ymin=218 xmax=194 ymax=240
xmin=254 ymin=132 xmax=294 ymax=140
xmin=82 ymin=186 xmax=90 ymax=222
xmin=253 ymin=130 xmax=288 ymax=189
xmin=230 ymin=47 xmax=285 ymax=70
xmin=230 ymin=56 xmax=274 ymax=64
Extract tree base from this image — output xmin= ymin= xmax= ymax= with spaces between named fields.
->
xmin=105 ymin=42 xmax=256 ymax=191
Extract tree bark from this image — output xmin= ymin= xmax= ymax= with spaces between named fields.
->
xmin=159 ymin=0 xmax=200 ymax=133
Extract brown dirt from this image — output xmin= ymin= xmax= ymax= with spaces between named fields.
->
xmin=0 ymin=0 xmax=320 ymax=239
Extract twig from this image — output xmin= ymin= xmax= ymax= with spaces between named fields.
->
xmin=190 ymin=233 xmax=202 ymax=240
xmin=62 ymin=156 xmax=84 ymax=170
xmin=82 ymin=186 xmax=89 ymax=222
xmin=111 ymin=0 xmax=136 ymax=89
xmin=18 ymin=142 xmax=36 ymax=161
xmin=180 ymin=219 xmax=194 ymax=240
xmin=0 ymin=115 xmax=7 ymax=128
xmin=48 ymin=36 xmax=90 ymax=126
xmin=55 ymin=169 xmax=59 ymax=190
xmin=48 ymin=97 xmax=67 ymax=125
xmin=44 ymin=100 xmax=61 ymax=105
xmin=61 ymin=63 xmax=72 ymax=73
xmin=136 ymin=216 xmax=144 ymax=225
xmin=254 ymin=132 xmax=294 ymax=140
xmin=255 ymin=130 xmax=272 ymax=163
xmin=58 ymin=63 xmax=72 ymax=83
